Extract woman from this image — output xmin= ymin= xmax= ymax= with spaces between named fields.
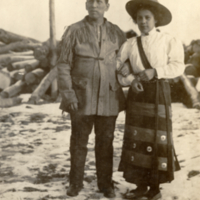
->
xmin=117 ymin=0 xmax=185 ymax=200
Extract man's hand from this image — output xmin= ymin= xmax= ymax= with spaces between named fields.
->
xmin=68 ymin=102 xmax=78 ymax=111
xmin=139 ymin=69 xmax=157 ymax=81
xmin=131 ymin=79 xmax=144 ymax=93
xmin=118 ymin=65 xmax=131 ymax=77
xmin=117 ymin=62 xmax=131 ymax=77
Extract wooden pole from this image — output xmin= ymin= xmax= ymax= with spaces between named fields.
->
xmin=26 ymin=0 xmax=58 ymax=104
xmin=49 ymin=0 xmax=58 ymax=100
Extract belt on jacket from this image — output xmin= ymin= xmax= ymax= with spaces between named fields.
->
xmin=76 ymin=54 xmax=104 ymax=60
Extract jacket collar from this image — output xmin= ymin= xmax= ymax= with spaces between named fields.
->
xmin=84 ymin=15 xmax=107 ymax=27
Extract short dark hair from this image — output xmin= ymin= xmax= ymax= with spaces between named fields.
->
xmin=87 ymin=0 xmax=109 ymax=3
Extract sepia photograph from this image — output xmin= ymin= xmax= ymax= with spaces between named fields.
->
xmin=0 ymin=0 xmax=200 ymax=199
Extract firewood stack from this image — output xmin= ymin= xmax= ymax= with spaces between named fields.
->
xmin=0 ymin=29 xmax=60 ymax=108
xmin=0 ymin=27 xmax=200 ymax=109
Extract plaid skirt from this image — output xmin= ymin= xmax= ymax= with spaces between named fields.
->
xmin=118 ymin=79 xmax=180 ymax=185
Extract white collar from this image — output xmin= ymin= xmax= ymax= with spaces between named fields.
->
xmin=130 ymin=27 xmax=158 ymax=45
xmin=140 ymin=27 xmax=157 ymax=37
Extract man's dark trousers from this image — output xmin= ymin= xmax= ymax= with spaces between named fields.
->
xmin=69 ymin=113 xmax=117 ymax=191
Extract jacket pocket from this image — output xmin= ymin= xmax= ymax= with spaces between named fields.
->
xmin=72 ymin=77 xmax=88 ymax=90
xmin=104 ymin=45 xmax=118 ymax=65
xmin=72 ymin=77 xmax=89 ymax=110
xmin=105 ymin=44 xmax=119 ymax=57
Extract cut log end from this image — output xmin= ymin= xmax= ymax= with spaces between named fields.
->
xmin=28 ymin=96 xmax=38 ymax=105
xmin=0 ymin=96 xmax=22 ymax=108
xmin=2 ymin=80 xmax=26 ymax=98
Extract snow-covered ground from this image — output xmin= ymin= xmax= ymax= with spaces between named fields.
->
xmin=0 ymin=94 xmax=200 ymax=200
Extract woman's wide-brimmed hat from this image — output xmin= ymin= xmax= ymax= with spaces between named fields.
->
xmin=126 ymin=0 xmax=172 ymax=26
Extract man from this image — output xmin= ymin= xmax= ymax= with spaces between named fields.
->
xmin=57 ymin=0 xmax=126 ymax=198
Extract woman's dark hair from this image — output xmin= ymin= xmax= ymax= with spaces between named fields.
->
xmin=105 ymin=0 xmax=109 ymax=3
xmin=132 ymin=5 xmax=159 ymax=26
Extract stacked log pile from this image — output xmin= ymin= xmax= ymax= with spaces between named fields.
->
xmin=0 ymin=29 xmax=59 ymax=107
xmin=0 ymin=27 xmax=200 ymax=109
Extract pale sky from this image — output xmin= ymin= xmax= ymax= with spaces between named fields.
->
xmin=0 ymin=0 xmax=200 ymax=45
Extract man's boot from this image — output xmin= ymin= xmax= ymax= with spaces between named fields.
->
xmin=67 ymin=184 xmax=83 ymax=197
xmin=100 ymin=182 xmax=116 ymax=198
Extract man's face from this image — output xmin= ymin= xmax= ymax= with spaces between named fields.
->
xmin=136 ymin=9 xmax=157 ymax=35
xmin=86 ymin=0 xmax=109 ymax=20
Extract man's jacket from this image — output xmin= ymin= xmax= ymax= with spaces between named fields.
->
xmin=57 ymin=16 xmax=126 ymax=116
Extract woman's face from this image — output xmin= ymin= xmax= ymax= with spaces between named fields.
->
xmin=136 ymin=9 xmax=157 ymax=34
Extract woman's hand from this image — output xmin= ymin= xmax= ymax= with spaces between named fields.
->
xmin=131 ymin=78 xmax=144 ymax=93
xmin=139 ymin=69 xmax=157 ymax=81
